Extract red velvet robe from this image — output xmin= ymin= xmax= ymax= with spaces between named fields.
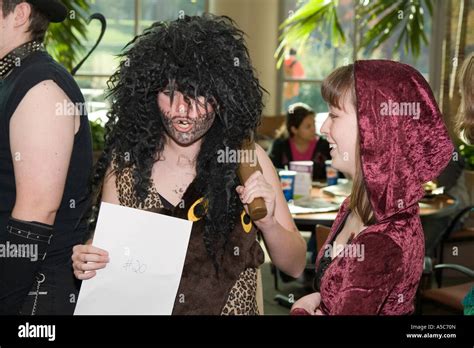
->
xmin=315 ymin=60 xmax=453 ymax=315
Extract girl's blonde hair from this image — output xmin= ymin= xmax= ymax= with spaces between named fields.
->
xmin=456 ymin=53 xmax=474 ymax=144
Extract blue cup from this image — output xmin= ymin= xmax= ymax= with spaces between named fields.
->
xmin=325 ymin=160 xmax=338 ymax=186
xmin=279 ymin=170 xmax=297 ymax=201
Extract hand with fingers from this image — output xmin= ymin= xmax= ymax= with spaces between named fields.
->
xmin=72 ymin=244 xmax=109 ymax=280
xmin=236 ymin=170 xmax=276 ymax=228
xmin=290 ymin=292 xmax=323 ymax=315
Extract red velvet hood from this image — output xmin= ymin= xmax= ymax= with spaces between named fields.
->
xmin=354 ymin=60 xmax=454 ymax=222
xmin=308 ymin=60 xmax=454 ymax=315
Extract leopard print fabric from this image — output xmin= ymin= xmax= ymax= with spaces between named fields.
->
xmin=115 ymin=167 xmax=259 ymax=315
xmin=116 ymin=168 xmax=163 ymax=210
xmin=220 ymin=268 xmax=259 ymax=315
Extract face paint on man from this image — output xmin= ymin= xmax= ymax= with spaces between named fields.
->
xmin=158 ymin=90 xmax=216 ymax=146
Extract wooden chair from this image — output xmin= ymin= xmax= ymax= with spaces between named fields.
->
xmin=316 ymin=224 xmax=331 ymax=255
xmin=256 ymin=115 xmax=286 ymax=139
xmin=273 ymin=224 xmax=331 ymax=308
xmin=256 ymin=115 xmax=286 ymax=151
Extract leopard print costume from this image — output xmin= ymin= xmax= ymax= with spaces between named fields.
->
xmin=115 ymin=167 xmax=259 ymax=315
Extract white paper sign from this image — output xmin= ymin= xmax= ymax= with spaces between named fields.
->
xmin=74 ymin=202 xmax=192 ymax=315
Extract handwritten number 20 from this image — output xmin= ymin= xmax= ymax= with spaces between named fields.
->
xmin=123 ymin=258 xmax=147 ymax=274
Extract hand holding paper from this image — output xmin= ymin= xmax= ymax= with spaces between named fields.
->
xmin=74 ymin=202 xmax=192 ymax=315
xmin=72 ymin=243 xmax=109 ymax=280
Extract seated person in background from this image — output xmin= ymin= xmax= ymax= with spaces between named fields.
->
xmin=268 ymin=103 xmax=330 ymax=180
xmin=291 ymin=60 xmax=453 ymax=315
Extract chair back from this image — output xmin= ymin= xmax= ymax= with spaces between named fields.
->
xmin=315 ymin=224 xmax=332 ymax=255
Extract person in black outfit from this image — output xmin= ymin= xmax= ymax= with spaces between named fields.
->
xmin=269 ymin=103 xmax=330 ymax=181
xmin=0 ymin=0 xmax=92 ymax=314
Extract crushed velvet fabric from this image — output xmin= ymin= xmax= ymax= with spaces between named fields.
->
xmin=315 ymin=60 xmax=454 ymax=315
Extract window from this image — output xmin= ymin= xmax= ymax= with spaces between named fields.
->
xmin=75 ymin=0 xmax=207 ymax=124
xmin=280 ymin=0 xmax=432 ymax=117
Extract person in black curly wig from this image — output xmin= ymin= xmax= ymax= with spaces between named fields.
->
xmin=72 ymin=14 xmax=306 ymax=315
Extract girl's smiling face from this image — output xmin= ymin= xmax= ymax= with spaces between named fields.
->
xmin=320 ymin=92 xmax=358 ymax=178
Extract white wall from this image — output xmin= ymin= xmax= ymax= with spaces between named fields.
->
xmin=208 ymin=0 xmax=280 ymax=115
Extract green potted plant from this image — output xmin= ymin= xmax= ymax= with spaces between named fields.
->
xmin=276 ymin=0 xmax=432 ymax=65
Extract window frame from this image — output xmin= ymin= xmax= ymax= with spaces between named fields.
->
xmin=75 ymin=0 xmax=209 ymax=82
xmin=278 ymin=0 xmax=442 ymax=113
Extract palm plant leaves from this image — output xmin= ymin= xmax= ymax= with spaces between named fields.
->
xmin=44 ymin=0 xmax=91 ymax=71
xmin=277 ymin=0 xmax=432 ymax=64
xmin=275 ymin=0 xmax=346 ymax=67
xmin=358 ymin=0 xmax=432 ymax=57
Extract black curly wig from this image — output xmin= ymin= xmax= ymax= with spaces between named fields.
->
xmin=90 ymin=14 xmax=266 ymax=266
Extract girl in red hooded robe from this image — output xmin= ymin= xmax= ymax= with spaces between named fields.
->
xmin=291 ymin=60 xmax=454 ymax=315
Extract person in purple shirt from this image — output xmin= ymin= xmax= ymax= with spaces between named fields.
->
xmin=269 ymin=103 xmax=331 ymax=181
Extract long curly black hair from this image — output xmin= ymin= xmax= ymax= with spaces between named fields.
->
xmin=90 ymin=14 xmax=266 ymax=266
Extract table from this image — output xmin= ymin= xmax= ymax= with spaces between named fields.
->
xmin=292 ymin=186 xmax=459 ymax=231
